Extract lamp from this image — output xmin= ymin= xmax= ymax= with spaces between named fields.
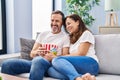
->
xmin=105 ymin=0 xmax=120 ymax=26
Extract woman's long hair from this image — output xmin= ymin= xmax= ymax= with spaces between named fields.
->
xmin=64 ymin=14 xmax=88 ymax=44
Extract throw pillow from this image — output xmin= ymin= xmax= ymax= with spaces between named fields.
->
xmin=20 ymin=38 xmax=35 ymax=60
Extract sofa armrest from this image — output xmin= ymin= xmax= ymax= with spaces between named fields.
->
xmin=0 ymin=53 xmax=21 ymax=66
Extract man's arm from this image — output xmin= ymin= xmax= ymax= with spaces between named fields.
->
xmin=30 ymin=42 xmax=41 ymax=58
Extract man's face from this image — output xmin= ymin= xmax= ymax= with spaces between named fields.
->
xmin=51 ymin=14 xmax=63 ymax=34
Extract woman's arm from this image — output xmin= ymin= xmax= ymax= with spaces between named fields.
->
xmin=69 ymin=42 xmax=91 ymax=56
xmin=62 ymin=47 xmax=69 ymax=55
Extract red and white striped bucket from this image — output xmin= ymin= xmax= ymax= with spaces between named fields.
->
xmin=42 ymin=44 xmax=58 ymax=51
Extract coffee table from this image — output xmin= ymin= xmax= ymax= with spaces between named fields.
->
xmin=0 ymin=73 xmax=28 ymax=80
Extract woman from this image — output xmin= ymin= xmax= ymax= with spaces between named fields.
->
xmin=48 ymin=14 xmax=99 ymax=80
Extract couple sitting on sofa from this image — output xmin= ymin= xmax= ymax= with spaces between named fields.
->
xmin=1 ymin=10 xmax=99 ymax=80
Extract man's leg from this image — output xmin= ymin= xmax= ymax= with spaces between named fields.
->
xmin=29 ymin=56 xmax=51 ymax=80
xmin=1 ymin=58 xmax=31 ymax=75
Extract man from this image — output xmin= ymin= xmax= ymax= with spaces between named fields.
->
xmin=1 ymin=10 xmax=70 ymax=80
xmin=30 ymin=10 xmax=70 ymax=60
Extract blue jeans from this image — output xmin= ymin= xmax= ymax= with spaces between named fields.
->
xmin=1 ymin=56 xmax=51 ymax=80
xmin=48 ymin=56 xmax=99 ymax=80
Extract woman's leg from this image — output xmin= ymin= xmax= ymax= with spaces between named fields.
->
xmin=52 ymin=57 xmax=81 ymax=80
xmin=52 ymin=56 xmax=99 ymax=80
xmin=29 ymin=56 xmax=51 ymax=80
xmin=47 ymin=67 xmax=69 ymax=80
xmin=1 ymin=58 xmax=31 ymax=75
xmin=61 ymin=56 xmax=99 ymax=75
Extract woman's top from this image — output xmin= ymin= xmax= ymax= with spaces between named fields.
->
xmin=69 ymin=30 xmax=98 ymax=62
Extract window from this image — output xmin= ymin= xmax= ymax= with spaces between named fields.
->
xmin=32 ymin=0 xmax=54 ymax=39
xmin=0 ymin=0 xmax=7 ymax=54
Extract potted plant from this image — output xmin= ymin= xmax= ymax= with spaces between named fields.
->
xmin=0 ymin=76 xmax=2 ymax=80
xmin=66 ymin=0 xmax=100 ymax=26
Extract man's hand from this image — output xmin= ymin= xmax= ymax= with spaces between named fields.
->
xmin=36 ymin=47 xmax=48 ymax=57
xmin=30 ymin=43 xmax=48 ymax=58
xmin=44 ymin=52 xmax=57 ymax=61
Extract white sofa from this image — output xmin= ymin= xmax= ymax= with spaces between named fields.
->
xmin=0 ymin=34 xmax=120 ymax=80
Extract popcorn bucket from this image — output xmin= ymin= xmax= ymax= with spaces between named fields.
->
xmin=42 ymin=44 xmax=58 ymax=55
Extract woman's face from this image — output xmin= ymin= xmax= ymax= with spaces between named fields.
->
xmin=65 ymin=18 xmax=79 ymax=34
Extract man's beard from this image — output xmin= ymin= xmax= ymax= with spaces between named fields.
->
xmin=51 ymin=25 xmax=59 ymax=33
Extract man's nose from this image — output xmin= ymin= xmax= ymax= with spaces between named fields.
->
xmin=52 ymin=21 xmax=57 ymax=25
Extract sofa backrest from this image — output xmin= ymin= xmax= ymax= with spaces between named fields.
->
xmin=94 ymin=34 xmax=120 ymax=75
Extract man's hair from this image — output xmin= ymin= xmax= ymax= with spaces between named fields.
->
xmin=51 ymin=10 xmax=65 ymax=23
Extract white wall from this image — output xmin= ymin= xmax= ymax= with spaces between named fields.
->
xmin=54 ymin=0 xmax=62 ymax=11
xmin=89 ymin=1 xmax=106 ymax=34
xmin=6 ymin=0 xmax=15 ymax=53
xmin=90 ymin=1 xmax=120 ymax=34
xmin=6 ymin=0 xmax=53 ymax=53
xmin=6 ymin=0 xmax=32 ymax=53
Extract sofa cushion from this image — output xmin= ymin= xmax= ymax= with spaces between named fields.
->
xmin=17 ymin=73 xmax=58 ymax=80
xmin=96 ymin=74 xmax=120 ymax=80
xmin=20 ymin=38 xmax=35 ymax=60
xmin=94 ymin=34 xmax=120 ymax=75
